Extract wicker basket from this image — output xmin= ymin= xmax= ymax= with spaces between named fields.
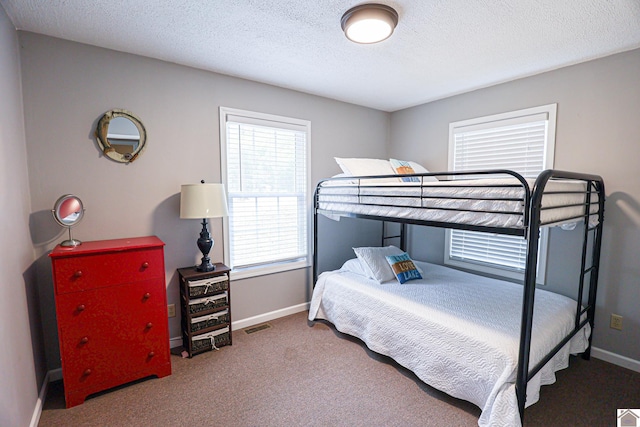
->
xmin=191 ymin=327 xmax=231 ymax=353
xmin=187 ymin=275 xmax=229 ymax=298
xmin=191 ymin=309 xmax=230 ymax=333
xmin=188 ymin=292 xmax=228 ymax=315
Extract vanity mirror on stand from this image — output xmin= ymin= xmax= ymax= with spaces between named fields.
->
xmin=95 ymin=109 xmax=147 ymax=163
xmin=52 ymin=194 xmax=84 ymax=247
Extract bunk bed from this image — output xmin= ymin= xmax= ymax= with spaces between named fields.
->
xmin=309 ymin=168 xmax=605 ymax=427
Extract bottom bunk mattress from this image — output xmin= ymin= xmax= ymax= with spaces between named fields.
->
xmin=308 ymin=260 xmax=590 ymax=427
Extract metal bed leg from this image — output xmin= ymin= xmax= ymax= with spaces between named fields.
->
xmin=516 ymin=220 xmax=540 ymax=422
xmin=583 ymin=181 xmax=605 ymax=360
xmin=313 ymin=191 xmax=319 ymax=286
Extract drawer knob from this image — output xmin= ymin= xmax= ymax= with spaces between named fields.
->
xmin=148 ymin=351 xmax=155 ymax=358
xmin=141 ymin=262 xmax=149 ymax=269
xmin=80 ymin=336 xmax=89 ymax=344
xmin=146 ymin=322 xmax=153 ymax=329
xmin=143 ymin=292 xmax=151 ymax=300
xmin=73 ymin=270 xmax=83 ymax=278
xmin=83 ymin=368 xmax=92 ymax=376
xmin=76 ymin=304 xmax=86 ymax=312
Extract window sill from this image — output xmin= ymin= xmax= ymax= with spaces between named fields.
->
xmin=443 ymin=257 xmax=545 ymax=285
xmin=230 ymin=260 xmax=310 ymax=280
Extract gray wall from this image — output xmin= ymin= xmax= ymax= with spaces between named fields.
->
xmin=18 ymin=32 xmax=389 ymax=371
xmin=5 ymin=17 xmax=639 ymax=423
xmin=0 ymin=6 xmax=40 ymax=427
xmin=390 ymin=48 xmax=640 ymax=362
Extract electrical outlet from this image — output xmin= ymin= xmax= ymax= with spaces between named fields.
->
xmin=167 ymin=304 xmax=176 ymax=318
xmin=610 ymin=314 xmax=623 ymax=331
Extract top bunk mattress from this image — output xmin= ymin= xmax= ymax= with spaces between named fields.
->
xmin=316 ymin=174 xmax=601 ymax=230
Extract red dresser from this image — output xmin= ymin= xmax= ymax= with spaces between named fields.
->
xmin=50 ymin=236 xmax=172 ymax=408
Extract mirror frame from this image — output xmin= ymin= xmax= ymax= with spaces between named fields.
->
xmin=52 ymin=194 xmax=85 ymax=227
xmin=95 ymin=109 xmax=147 ymax=163
xmin=52 ymin=194 xmax=85 ymax=247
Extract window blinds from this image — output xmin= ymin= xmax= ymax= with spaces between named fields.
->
xmin=452 ymin=113 xmax=548 ymax=179
xmin=449 ymin=110 xmax=551 ymax=273
xmin=224 ymin=116 xmax=308 ymax=270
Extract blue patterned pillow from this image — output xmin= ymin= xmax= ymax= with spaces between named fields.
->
xmin=385 ymin=253 xmax=422 ymax=284
xmin=389 ymin=158 xmax=419 ymax=182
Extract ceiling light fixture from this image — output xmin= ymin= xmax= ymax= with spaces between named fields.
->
xmin=341 ymin=3 xmax=398 ymax=44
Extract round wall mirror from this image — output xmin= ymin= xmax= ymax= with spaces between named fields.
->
xmin=52 ymin=194 xmax=85 ymax=247
xmin=95 ymin=109 xmax=147 ymax=163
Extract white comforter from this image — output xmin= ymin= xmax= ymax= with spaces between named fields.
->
xmin=308 ymin=261 xmax=590 ymax=427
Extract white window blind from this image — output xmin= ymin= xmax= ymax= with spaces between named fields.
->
xmin=446 ymin=104 xmax=556 ymax=279
xmin=220 ymin=108 xmax=310 ymax=276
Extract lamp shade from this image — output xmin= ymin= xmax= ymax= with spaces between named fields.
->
xmin=180 ymin=183 xmax=229 ymax=219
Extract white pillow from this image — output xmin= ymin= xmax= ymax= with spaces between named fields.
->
xmin=353 ymin=245 xmax=405 ymax=283
xmin=340 ymin=258 xmax=369 ymax=277
xmin=335 ymin=158 xmax=396 ymax=177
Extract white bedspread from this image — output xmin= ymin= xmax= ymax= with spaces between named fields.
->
xmin=308 ymin=261 xmax=590 ymax=427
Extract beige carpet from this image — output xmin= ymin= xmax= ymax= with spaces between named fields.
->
xmin=39 ymin=311 xmax=640 ymax=426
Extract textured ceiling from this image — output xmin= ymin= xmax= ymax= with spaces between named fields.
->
xmin=2 ymin=0 xmax=640 ymax=112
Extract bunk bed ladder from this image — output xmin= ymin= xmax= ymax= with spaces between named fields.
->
xmin=381 ymin=221 xmax=407 ymax=251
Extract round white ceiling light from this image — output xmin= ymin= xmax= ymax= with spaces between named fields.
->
xmin=341 ymin=3 xmax=399 ymax=44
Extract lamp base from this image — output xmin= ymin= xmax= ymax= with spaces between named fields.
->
xmin=196 ymin=259 xmax=215 ymax=272
xmin=195 ymin=218 xmax=215 ymax=272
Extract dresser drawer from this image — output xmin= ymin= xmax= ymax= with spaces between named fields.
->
xmin=53 ymin=247 xmax=164 ymax=294
xmin=189 ymin=309 xmax=229 ymax=333
xmin=186 ymin=275 xmax=229 ymax=298
xmin=190 ymin=327 xmax=231 ymax=354
xmin=56 ymin=279 xmax=170 ymax=390
xmin=60 ymin=338 xmax=170 ymax=393
xmin=56 ymin=279 xmax=168 ymax=354
xmin=187 ymin=292 xmax=228 ymax=316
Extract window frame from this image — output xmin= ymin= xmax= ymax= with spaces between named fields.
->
xmin=444 ymin=104 xmax=557 ymax=283
xmin=219 ymin=106 xmax=312 ymax=280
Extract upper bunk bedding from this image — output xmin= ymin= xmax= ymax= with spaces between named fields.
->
xmin=316 ymin=172 xmax=601 ymax=231
xmin=308 ymin=260 xmax=590 ymax=427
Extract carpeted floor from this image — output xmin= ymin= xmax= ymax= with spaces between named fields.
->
xmin=39 ymin=311 xmax=640 ymax=426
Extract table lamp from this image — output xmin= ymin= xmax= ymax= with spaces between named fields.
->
xmin=180 ymin=181 xmax=229 ymax=272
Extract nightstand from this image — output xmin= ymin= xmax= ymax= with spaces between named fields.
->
xmin=177 ymin=264 xmax=232 ymax=357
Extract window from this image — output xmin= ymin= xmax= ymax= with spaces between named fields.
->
xmin=220 ymin=107 xmax=311 ymax=279
xmin=445 ymin=104 xmax=557 ymax=281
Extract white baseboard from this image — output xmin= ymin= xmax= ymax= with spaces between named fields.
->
xmin=169 ymin=302 xmax=310 ymax=348
xmin=30 ymin=370 xmax=51 ymax=427
xmin=592 ymin=346 xmax=640 ymax=373
xmin=232 ymin=302 xmax=310 ymax=331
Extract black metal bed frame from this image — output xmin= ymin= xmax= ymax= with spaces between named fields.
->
xmin=312 ymin=169 xmax=605 ymax=424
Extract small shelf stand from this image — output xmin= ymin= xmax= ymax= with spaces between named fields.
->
xmin=178 ymin=263 xmax=232 ymax=357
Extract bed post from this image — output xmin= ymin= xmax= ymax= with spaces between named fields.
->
xmin=515 ymin=170 xmax=551 ymax=422
xmin=516 ymin=223 xmax=540 ymax=422
xmin=583 ymin=179 xmax=606 ymax=359
xmin=313 ymin=185 xmax=319 ymax=285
